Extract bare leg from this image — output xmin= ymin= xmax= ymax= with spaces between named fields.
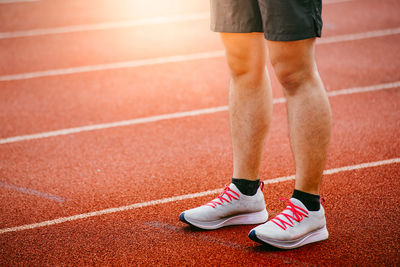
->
xmin=220 ymin=33 xmax=273 ymax=181
xmin=267 ymin=38 xmax=332 ymax=194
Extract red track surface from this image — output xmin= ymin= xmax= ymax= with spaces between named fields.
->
xmin=1 ymin=0 xmax=399 ymax=265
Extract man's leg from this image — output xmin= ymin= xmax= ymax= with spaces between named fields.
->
xmin=249 ymin=38 xmax=331 ymax=249
xmin=267 ymin=38 xmax=331 ymax=195
xmin=179 ymin=33 xmax=271 ymax=229
xmin=220 ymin=32 xmax=273 ymax=181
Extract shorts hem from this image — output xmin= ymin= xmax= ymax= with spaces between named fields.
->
xmin=210 ymin=25 xmax=263 ymax=34
xmin=210 ymin=26 xmax=321 ymax=42
xmin=265 ymin=31 xmax=321 ymax=41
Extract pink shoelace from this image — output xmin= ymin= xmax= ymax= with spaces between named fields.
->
xmin=204 ymin=186 xmax=240 ymax=208
xmin=271 ymin=198 xmax=309 ymax=230
xmin=204 ymin=181 xmax=264 ymax=208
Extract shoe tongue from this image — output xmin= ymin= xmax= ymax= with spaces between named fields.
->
xmin=289 ymin=198 xmax=307 ymax=210
xmin=277 ymin=198 xmax=308 ymax=221
xmin=279 ymin=198 xmax=308 ymax=218
xmin=228 ymin=183 xmax=241 ymax=194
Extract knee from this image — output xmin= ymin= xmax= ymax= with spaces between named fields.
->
xmin=225 ymin=50 xmax=266 ymax=86
xmin=220 ymin=33 xmax=266 ymax=85
xmin=271 ymin=57 xmax=317 ymax=96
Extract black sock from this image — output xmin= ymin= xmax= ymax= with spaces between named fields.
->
xmin=291 ymin=189 xmax=320 ymax=211
xmin=231 ymin=178 xmax=260 ymax=196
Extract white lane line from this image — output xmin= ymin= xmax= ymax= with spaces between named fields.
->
xmin=1 ymin=27 xmax=399 ymax=83
xmin=1 ymin=81 xmax=399 ymax=145
xmin=0 ymin=181 xmax=67 ymax=202
xmin=0 ymin=0 xmax=38 ymax=3
xmin=0 ymin=157 xmax=398 ymax=235
xmin=0 ymin=51 xmax=225 ymax=82
xmin=317 ymin=27 xmax=400 ymax=44
xmin=0 ymin=0 xmax=351 ymax=39
xmin=0 ymin=12 xmax=210 ymax=39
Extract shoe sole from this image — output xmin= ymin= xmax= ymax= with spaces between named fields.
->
xmin=248 ymin=225 xmax=329 ymax=249
xmin=180 ymin=209 xmax=268 ymax=230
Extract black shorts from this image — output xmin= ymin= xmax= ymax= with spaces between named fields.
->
xmin=210 ymin=0 xmax=323 ymax=41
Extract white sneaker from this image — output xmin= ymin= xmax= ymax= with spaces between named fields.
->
xmin=179 ymin=183 xmax=268 ymax=230
xmin=249 ymin=198 xmax=328 ymax=249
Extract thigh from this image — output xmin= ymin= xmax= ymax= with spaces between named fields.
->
xmin=258 ymin=0 xmax=323 ymax=41
xmin=210 ymin=0 xmax=263 ymax=33
xmin=267 ymin=38 xmax=316 ymax=67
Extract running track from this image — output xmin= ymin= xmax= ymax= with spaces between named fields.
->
xmin=0 ymin=0 xmax=399 ymax=265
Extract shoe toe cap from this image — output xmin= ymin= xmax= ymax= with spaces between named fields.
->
xmin=179 ymin=212 xmax=188 ymax=223
xmin=252 ymin=222 xmax=283 ymax=240
xmin=249 ymin=230 xmax=259 ymax=241
xmin=182 ymin=206 xmax=218 ymax=221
